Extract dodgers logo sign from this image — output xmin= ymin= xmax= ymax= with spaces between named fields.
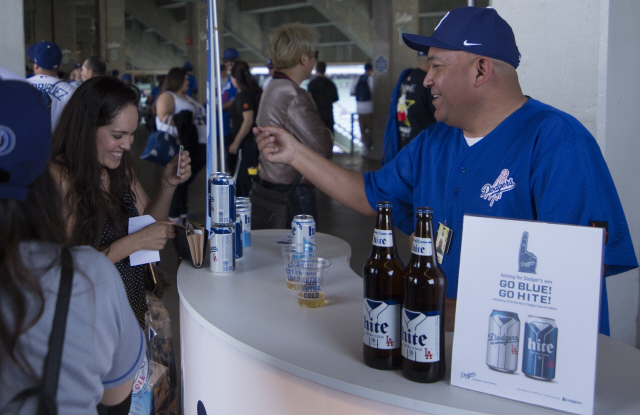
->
xmin=480 ymin=169 xmax=516 ymax=207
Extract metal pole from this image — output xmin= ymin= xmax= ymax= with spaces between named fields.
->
xmin=210 ymin=0 xmax=226 ymax=173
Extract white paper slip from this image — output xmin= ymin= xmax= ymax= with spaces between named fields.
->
xmin=128 ymin=215 xmax=161 ymax=266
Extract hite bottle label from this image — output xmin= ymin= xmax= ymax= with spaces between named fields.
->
xmin=401 ymin=309 xmax=440 ymax=362
xmin=364 ymin=299 xmax=401 ymax=350
xmin=372 ymin=229 xmax=394 ymax=247
xmin=412 ymin=237 xmax=433 ymax=256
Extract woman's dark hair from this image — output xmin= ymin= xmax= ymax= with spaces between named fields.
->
xmin=50 ymin=76 xmax=141 ymax=248
xmin=231 ymin=60 xmax=262 ymax=95
xmin=0 ymin=170 xmax=68 ymax=375
xmin=162 ymin=67 xmax=188 ymax=93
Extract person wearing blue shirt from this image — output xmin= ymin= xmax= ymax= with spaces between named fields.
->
xmin=254 ymin=7 xmax=638 ymax=335
xmin=183 ymin=61 xmax=198 ymax=99
xmin=222 ymin=48 xmax=240 ymax=159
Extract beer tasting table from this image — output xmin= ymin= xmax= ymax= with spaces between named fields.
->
xmin=178 ymin=230 xmax=640 ymax=415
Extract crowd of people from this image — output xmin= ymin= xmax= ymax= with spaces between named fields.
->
xmin=2 ymin=5 xmax=637 ymax=414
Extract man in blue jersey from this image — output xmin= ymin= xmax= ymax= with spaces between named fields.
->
xmin=254 ymin=7 xmax=638 ymax=334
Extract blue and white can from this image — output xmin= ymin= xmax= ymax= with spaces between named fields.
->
xmin=209 ymin=173 xmax=235 ymax=224
xmin=292 ymin=214 xmax=316 ymax=246
xmin=522 ymin=316 xmax=557 ymax=380
xmin=236 ymin=203 xmax=251 ymax=248
xmin=234 ymin=217 xmax=243 ymax=259
xmin=210 ymin=223 xmax=235 ymax=273
xmin=486 ymin=310 xmax=520 ymax=372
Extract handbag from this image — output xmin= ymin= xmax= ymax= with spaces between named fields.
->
xmin=140 ymin=115 xmax=179 ymax=166
xmin=1 ymin=248 xmax=74 ymax=415
xmin=249 ymin=174 xmax=302 ymax=229
xmin=173 ymin=218 xmax=208 ymax=268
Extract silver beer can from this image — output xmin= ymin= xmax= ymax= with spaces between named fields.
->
xmin=486 ymin=310 xmax=520 ymax=372
xmin=291 ymin=214 xmax=316 ymax=246
xmin=210 ymin=223 xmax=235 ymax=273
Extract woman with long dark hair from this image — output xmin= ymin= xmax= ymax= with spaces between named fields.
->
xmin=156 ymin=67 xmax=206 ymax=220
xmin=0 ymin=80 xmax=143 ymax=413
xmin=49 ymin=76 xmax=191 ymax=328
xmin=228 ymin=60 xmax=262 ymax=197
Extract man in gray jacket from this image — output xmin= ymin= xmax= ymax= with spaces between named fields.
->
xmin=253 ymin=23 xmax=333 ymax=228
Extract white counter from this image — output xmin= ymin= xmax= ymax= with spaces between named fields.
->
xmin=178 ymin=230 xmax=640 ymax=415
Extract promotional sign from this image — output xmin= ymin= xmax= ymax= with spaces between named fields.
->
xmin=451 ymin=215 xmax=604 ymax=415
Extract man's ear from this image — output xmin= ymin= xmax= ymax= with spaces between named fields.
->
xmin=474 ymin=56 xmax=494 ymax=87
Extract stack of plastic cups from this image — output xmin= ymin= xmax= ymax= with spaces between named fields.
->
xmin=208 ymin=172 xmax=236 ymax=273
xmin=235 ymin=197 xmax=252 ymax=250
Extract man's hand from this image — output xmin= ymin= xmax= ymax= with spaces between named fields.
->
xmin=253 ymin=126 xmax=299 ymax=165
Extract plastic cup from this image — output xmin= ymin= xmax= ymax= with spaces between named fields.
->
xmin=281 ymin=244 xmax=317 ymax=289
xmin=292 ymin=258 xmax=331 ymax=308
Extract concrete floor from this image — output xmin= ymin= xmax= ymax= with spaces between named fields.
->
xmin=131 ymin=125 xmax=412 ymax=411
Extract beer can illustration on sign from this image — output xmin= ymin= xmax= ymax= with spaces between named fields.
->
xmin=522 ymin=316 xmax=558 ymax=380
xmin=210 ymin=223 xmax=235 ymax=273
xmin=486 ymin=310 xmax=520 ymax=372
xmin=235 ymin=201 xmax=251 ymax=248
xmin=209 ymin=173 xmax=235 ymax=224
xmin=292 ymin=214 xmax=316 ymax=246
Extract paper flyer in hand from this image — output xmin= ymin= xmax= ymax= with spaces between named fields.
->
xmin=451 ymin=215 xmax=604 ymax=415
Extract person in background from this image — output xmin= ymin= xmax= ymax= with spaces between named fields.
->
xmin=261 ymin=59 xmax=275 ymax=90
xmin=49 ymin=77 xmax=192 ymax=328
xmin=252 ymin=23 xmax=333 ymax=228
xmin=382 ymin=50 xmax=436 ymax=165
xmin=308 ymin=61 xmax=339 ymax=135
xmin=111 ymin=69 xmax=120 ymax=78
xmin=0 ymin=79 xmax=144 ymax=414
xmin=222 ymin=48 xmax=240 ymax=163
xmin=254 ymin=6 xmax=637 ymax=334
xmin=81 ymin=56 xmax=107 ymax=81
xmin=145 ymin=74 xmax=166 ymax=131
xmin=228 ymin=60 xmax=262 ymax=197
xmin=155 ymin=68 xmax=206 ymax=221
xmin=67 ymin=63 xmax=82 ymax=88
xmin=350 ymin=62 xmax=374 ymax=155
xmin=26 ymin=41 xmax=76 ymax=131
xmin=121 ymin=73 xmax=132 ymax=86
xmin=183 ymin=61 xmax=198 ymax=100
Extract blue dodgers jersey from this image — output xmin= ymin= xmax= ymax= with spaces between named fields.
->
xmin=365 ymin=98 xmax=638 ymax=300
xmin=221 ymin=77 xmax=237 ymax=136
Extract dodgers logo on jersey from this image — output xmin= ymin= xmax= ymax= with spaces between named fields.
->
xmin=480 ymin=169 xmax=516 ymax=207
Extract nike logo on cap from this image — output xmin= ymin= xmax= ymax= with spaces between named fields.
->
xmin=463 ymin=40 xmax=482 ymax=46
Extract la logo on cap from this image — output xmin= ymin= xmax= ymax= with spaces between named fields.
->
xmin=0 ymin=126 xmax=16 ymax=157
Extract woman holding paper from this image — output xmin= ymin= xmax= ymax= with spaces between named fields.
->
xmin=49 ymin=76 xmax=192 ymax=327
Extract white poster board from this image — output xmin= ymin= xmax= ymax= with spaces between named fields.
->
xmin=451 ymin=215 xmax=604 ymax=415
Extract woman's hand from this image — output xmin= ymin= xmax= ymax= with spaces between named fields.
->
xmin=135 ymin=221 xmax=176 ymax=251
xmin=162 ymin=150 xmax=192 ymax=187
xmin=229 ymin=141 xmax=240 ymax=155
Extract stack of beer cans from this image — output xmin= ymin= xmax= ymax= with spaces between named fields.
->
xmin=208 ymin=173 xmax=252 ymax=273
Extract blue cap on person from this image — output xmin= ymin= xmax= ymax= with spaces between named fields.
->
xmin=26 ymin=41 xmax=63 ymax=70
xmin=223 ymin=48 xmax=239 ymax=60
xmin=183 ymin=61 xmax=193 ymax=71
xmin=402 ymin=6 xmax=521 ymax=69
xmin=122 ymin=73 xmax=132 ymax=82
xmin=0 ymin=80 xmax=51 ymax=201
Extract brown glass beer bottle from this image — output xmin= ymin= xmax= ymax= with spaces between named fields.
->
xmin=401 ymin=207 xmax=447 ymax=383
xmin=363 ymin=201 xmax=405 ymax=370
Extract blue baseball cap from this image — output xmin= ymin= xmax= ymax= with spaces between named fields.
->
xmin=183 ymin=61 xmax=193 ymax=71
xmin=26 ymin=41 xmax=63 ymax=70
xmin=0 ymin=80 xmax=51 ymax=201
xmin=122 ymin=73 xmax=132 ymax=82
xmin=402 ymin=7 xmax=521 ymax=69
xmin=223 ymin=48 xmax=239 ymax=60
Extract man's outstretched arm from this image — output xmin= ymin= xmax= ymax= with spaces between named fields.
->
xmin=254 ymin=126 xmax=376 ymax=216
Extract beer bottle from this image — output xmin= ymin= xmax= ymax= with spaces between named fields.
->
xmin=363 ymin=201 xmax=405 ymax=370
xmin=401 ymin=207 xmax=447 ymax=383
